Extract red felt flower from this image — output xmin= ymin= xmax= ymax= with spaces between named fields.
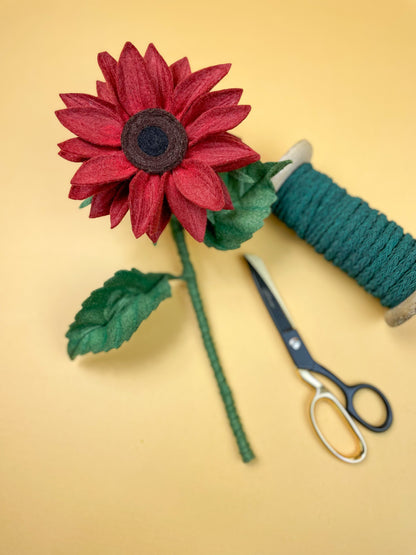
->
xmin=56 ymin=42 xmax=260 ymax=242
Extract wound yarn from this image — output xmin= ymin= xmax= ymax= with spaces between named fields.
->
xmin=273 ymin=163 xmax=416 ymax=309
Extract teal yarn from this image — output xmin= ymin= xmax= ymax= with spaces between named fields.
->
xmin=273 ymin=163 xmax=416 ymax=308
xmin=170 ymin=218 xmax=254 ymax=463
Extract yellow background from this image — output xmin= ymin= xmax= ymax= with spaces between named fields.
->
xmin=1 ymin=0 xmax=416 ymax=553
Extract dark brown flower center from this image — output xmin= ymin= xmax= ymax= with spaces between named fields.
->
xmin=121 ymin=108 xmax=188 ymax=174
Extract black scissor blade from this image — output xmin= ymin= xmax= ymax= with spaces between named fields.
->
xmin=245 ymin=254 xmax=294 ymax=335
xmin=244 ymin=254 xmax=318 ymax=372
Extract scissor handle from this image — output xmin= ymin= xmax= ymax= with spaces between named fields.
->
xmin=309 ymin=383 xmax=367 ymax=464
xmin=343 ymin=382 xmax=393 ymax=433
xmin=311 ymin=363 xmax=393 ymax=433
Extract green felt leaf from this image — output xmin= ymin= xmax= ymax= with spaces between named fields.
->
xmin=204 ymin=160 xmax=291 ymax=250
xmin=66 ymin=269 xmax=173 ymax=359
xmin=79 ymin=197 xmax=92 ymax=209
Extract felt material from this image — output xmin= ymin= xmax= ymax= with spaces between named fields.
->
xmin=69 ymin=182 xmax=116 ymax=200
xmin=78 ymin=196 xmax=92 ymax=209
xmin=219 ymin=180 xmax=234 ymax=210
xmin=172 ymin=64 xmax=231 ymax=118
xmin=187 ymin=133 xmax=259 ymax=173
xmin=96 ymin=55 xmax=129 ymax=120
xmin=117 ymin=42 xmax=157 ymax=115
xmin=170 ymin=217 xmax=254 ymax=463
xmin=146 ymin=190 xmax=171 ymax=243
xmin=204 ymin=161 xmax=291 ymax=250
xmin=137 ymin=126 xmax=169 ymax=156
xmin=181 ymin=88 xmax=243 ymax=127
xmin=109 ymin=184 xmax=129 ymax=228
xmin=59 ymin=93 xmax=120 ymax=114
xmin=89 ymin=184 xmax=120 ymax=218
xmin=61 ymin=92 xmax=130 ymax=124
xmin=187 ymin=105 xmax=251 ymax=146
xmin=58 ymin=138 xmax=118 ymax=160
xmin=56 ymin=42 xmax=259 ymax=241
xmin=171 ymin=159 xmax=225 ymax=210
xmin=59 ymin=150 xmax=85 ymax=162
xmin=169 ymin=57 xmax=191 ymax=87
xmin=56 ymin=107 xmax=123 ymax=146
xmin=144 ymin=43 xmax=174 ymax=111
xmin=57 ymin=43 xmax=264 ymax=465
xmin=66 ymin=216 xmax=255 ymax=463
xmin=96 ymin=80 xmax=113 ymax=103
xmin=66 ymin=269 xmax=173 ymax=359
xmin=71 ymin=152 xmax=136 ymax=186
xmin=165 ymin=178 xmax=207 ymax=242
xmin=97 ymin=51 xmax=118 ymax=103
xmin=120 ymin=108 xmax=188 ymax=174
xmin=129 ymin=173 xmax=164 ymax=238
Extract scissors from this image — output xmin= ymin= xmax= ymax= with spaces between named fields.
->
xmin=244 ymin=254 xmax=393 ymax=463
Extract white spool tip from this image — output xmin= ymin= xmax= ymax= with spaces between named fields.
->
xmin=272 ymin=139 xmax=313 ymax=192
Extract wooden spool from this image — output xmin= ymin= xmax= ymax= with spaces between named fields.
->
xmin=272 ymin=140 xmax=416 ymax=327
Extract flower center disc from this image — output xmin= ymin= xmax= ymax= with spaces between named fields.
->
xmin=121 ymin=108 xmax=188 ymax=174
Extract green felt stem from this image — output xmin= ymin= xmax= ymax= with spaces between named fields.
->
xmin=170 ymin=217 xmax=255 ymax=463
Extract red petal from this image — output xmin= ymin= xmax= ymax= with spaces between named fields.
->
xmin=129 ymin=172 xmax=164 ymax=238
xmin=96 ymin=80 xmax=114 ymax=103
xmin=116 ymin=42 xmax=156 ymax=115
xmin=110 ymin=183 xmax=130 ymax=228
xmin=59 ymin=150 xmax=85 ymax=162
xmin=187 ymin=132 xmax=260 ymax=172
xmin=97 ymin=51 xmax=118 ymax=101
xmin=56 ymin=108 xmax=123 ymax=146
xmin=71 ymin=152 xmax=137 ymax=186
xmin=58 ymin=138 xmax=119 ymax=159
xmin=165 ymin=175 xmax=207 ymax=242
xmin=181 ymin=88 xmax=243 ymax=127
xmin=171 ymin=159 xmax=224 ymax=210
xmin=172 ymin=63 xmax=231 ymax=118
xmin=146 ymin=197 xmax=171 ymax=242
xmin=187 ymin=105 xmax=251 ymax=145
xmin=97 ymin=51 xmax=134 ymax=121
xmin=69 ymin=182 xmax=119 ymax=200
xmin=144 ymin=43 xmax=174 ymax=110
xmin=89 ymin=185 xmax=120 ymax=218
xmin=170 ymin=57 xmax=191 ymax=87
xmin=220 ymin=181 xmax=234 ymax=210
xmin=59 ymin=93 xmax=120 ymax=116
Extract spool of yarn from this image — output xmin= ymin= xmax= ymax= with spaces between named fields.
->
xmin=271 ymin=140 xmax=416 ymax=326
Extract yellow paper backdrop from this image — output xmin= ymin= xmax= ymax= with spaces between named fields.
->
xmin=1 ymin=0 xmax=416 ymax=553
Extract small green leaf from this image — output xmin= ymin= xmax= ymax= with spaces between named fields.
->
xmin=79 ymin=197 xmax=92 ymax=209
xmin=204 ymin=161 xmax=291 ymax=250
xmin=66 ymin=269 xmax=174 ymax=359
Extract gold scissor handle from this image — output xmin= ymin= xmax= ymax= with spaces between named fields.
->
xmin=298 ymin=369 xmax=367 ymax=464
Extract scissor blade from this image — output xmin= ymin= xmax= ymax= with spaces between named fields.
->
xmin=244 ymin=254 xmax=295 ymax=335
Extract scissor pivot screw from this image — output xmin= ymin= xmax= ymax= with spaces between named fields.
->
xmin=289 ymin=337 xmax=301 ymax=350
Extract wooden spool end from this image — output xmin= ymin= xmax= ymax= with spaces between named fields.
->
xmin=385 ymin=291 xmax=416 ymax=326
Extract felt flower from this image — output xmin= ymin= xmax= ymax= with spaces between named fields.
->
xmin=56 ymin=42 xmax=260 ymax=242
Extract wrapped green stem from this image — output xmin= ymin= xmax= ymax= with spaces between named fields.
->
xmin=170 ymin=217 xmax=254 ymax=463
